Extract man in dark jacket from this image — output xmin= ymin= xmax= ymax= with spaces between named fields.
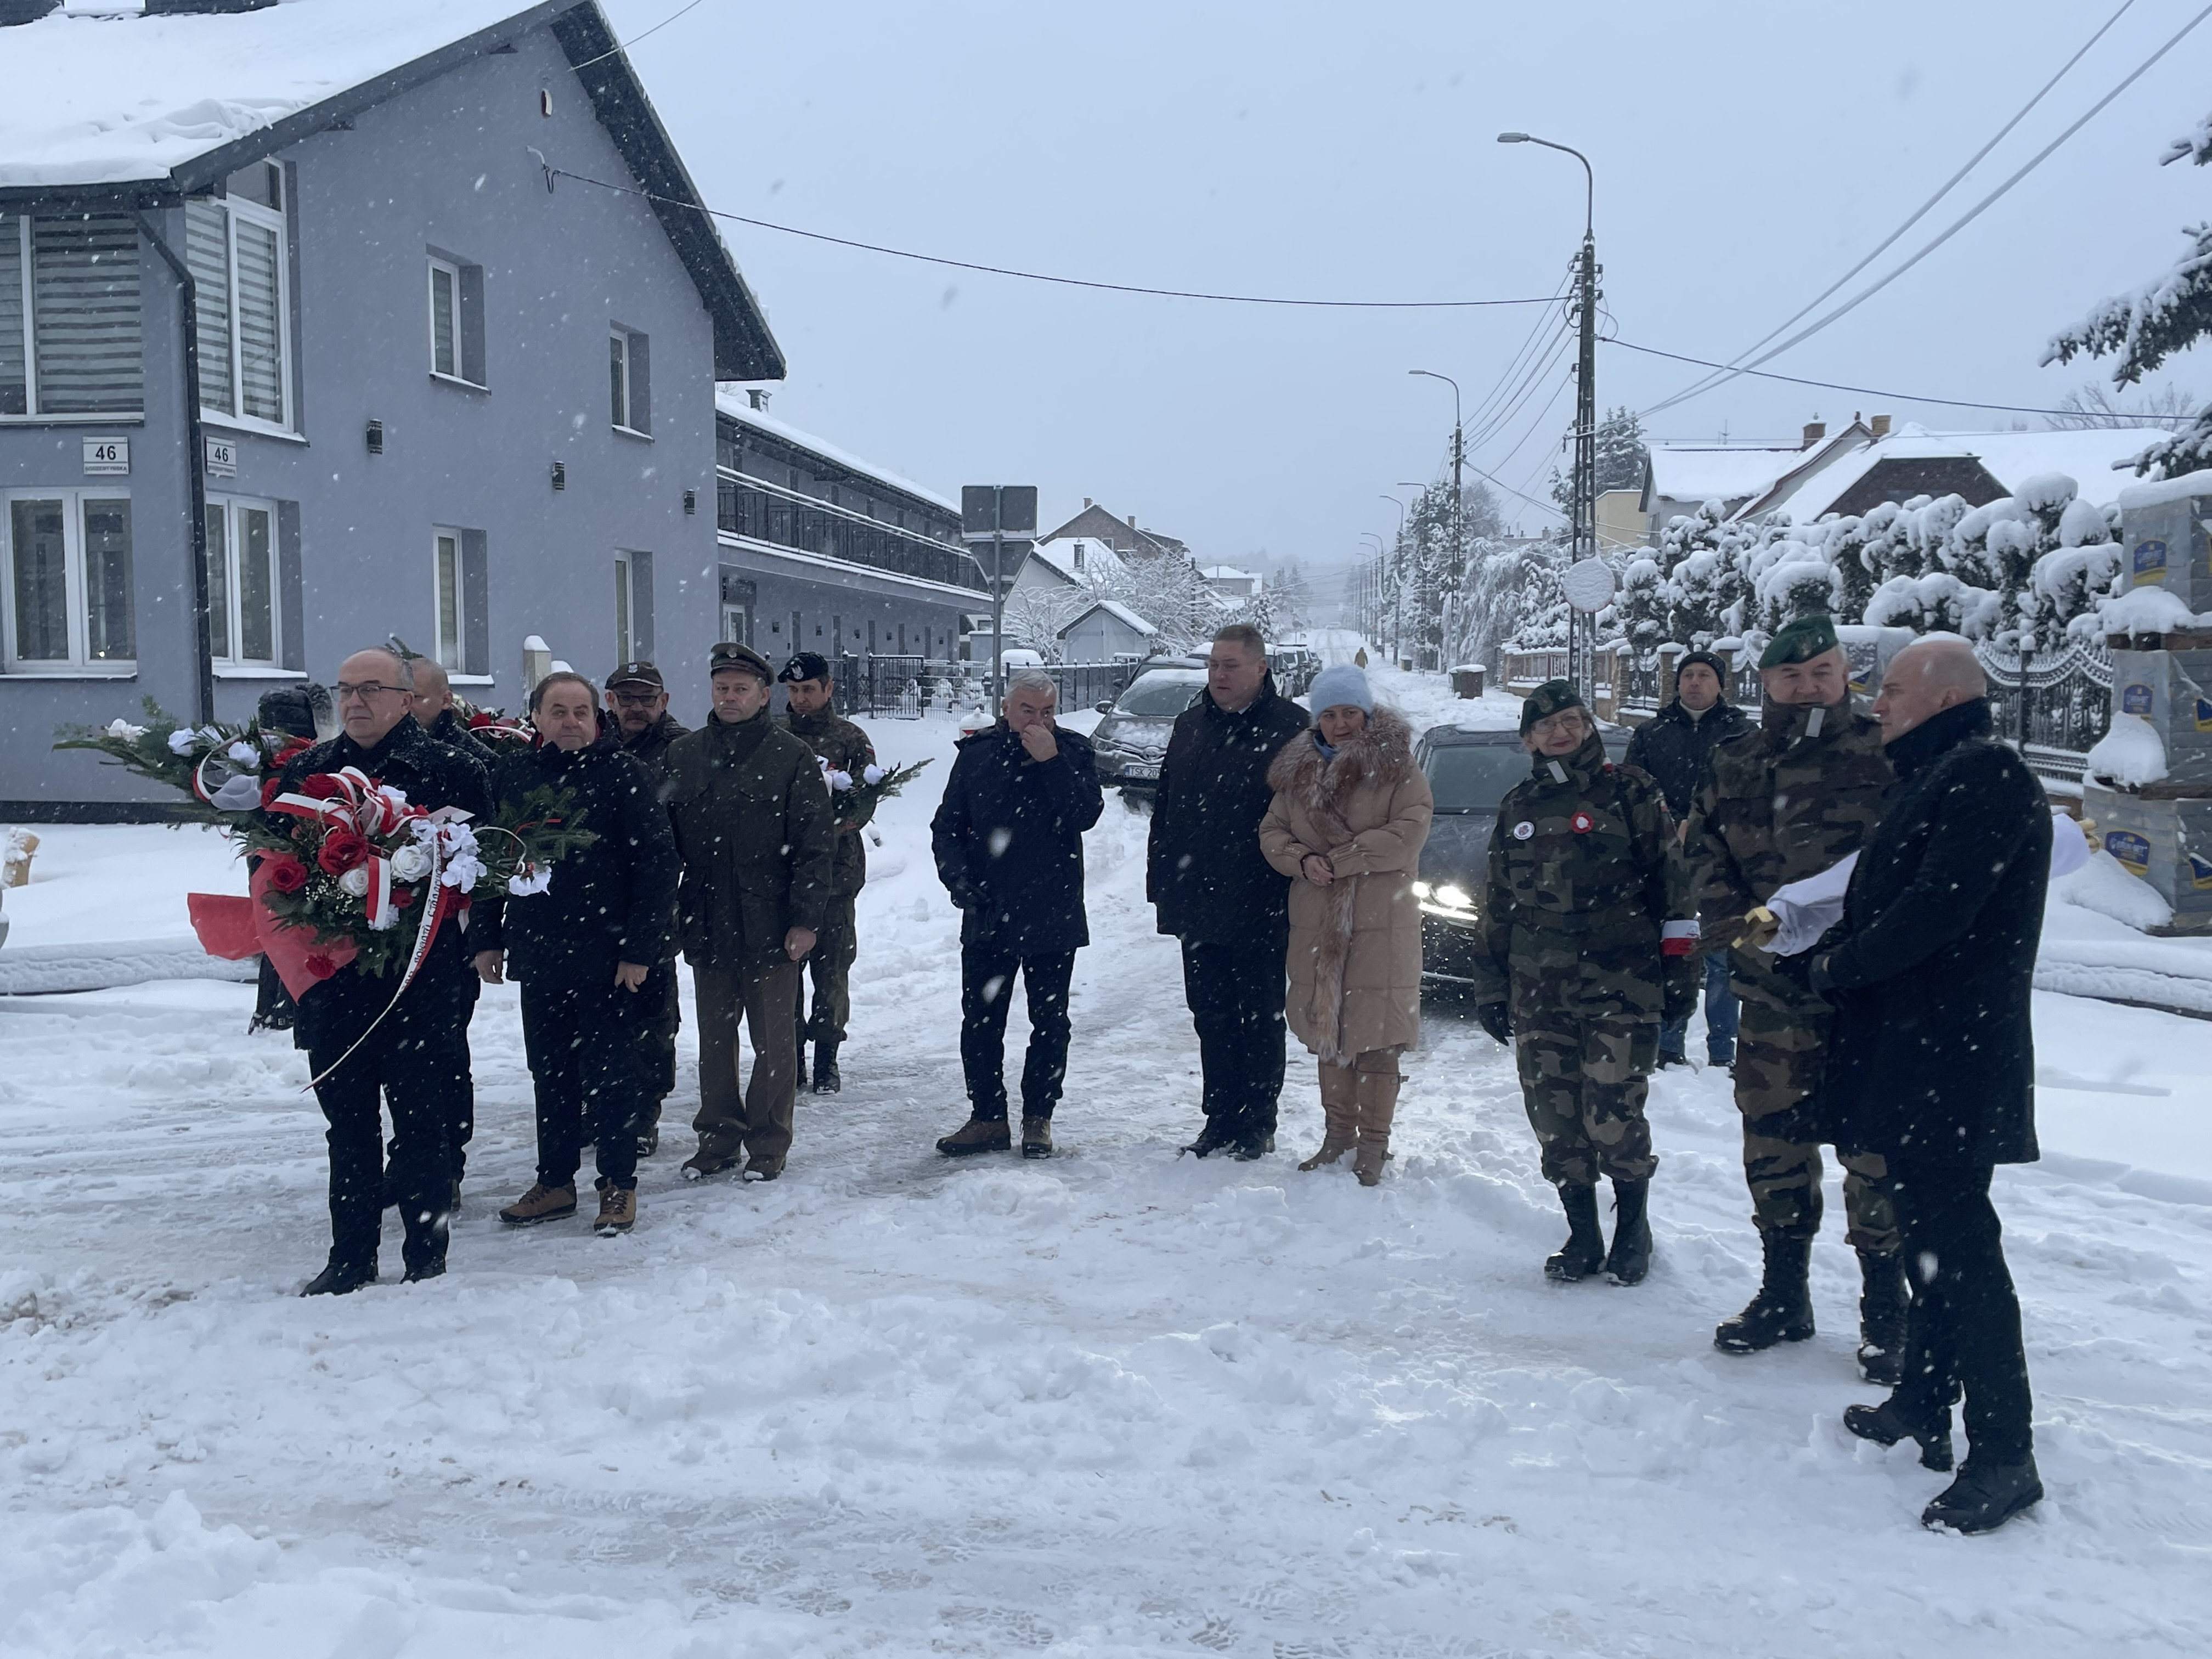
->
xmin=665 ymin=642 xmax=836 ymax=1182
xmin=1809 ymin=636 xmax=2050 ymax=1534
xmin=930 ymin=667 xmax=1105 ymax=1159
xmin=1148 ymin=624 xmax=1308 ymax=1159
xmin=780 ymin=651 xmax=879 ymax=1094
xmin=409 ymin=656 xmax=494 ymax=758
xmin=276 ymin=647 xmax=492 ymax=1295
xmin=473 ymin=672 xmax=678 ymax=1237
xmin=1626 ymin=651 xmax=1752 ymax=1069
xmin=605 ymin=660 xmax=690 ymax=1155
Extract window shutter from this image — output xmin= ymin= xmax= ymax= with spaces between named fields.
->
xmin=0 ymin=216 xmax=25 ymax=415
xmin=458 ymin=262 xmax=486 ymax=385
xmin=234 ymin=218 xmax=283 ymax=423
xmin=31 ymin=215 xmax=143 ymax=415
xmin=630 ymin=551 xmax=654 ymax=659
xmin=277 ymin=500 xmax=304 ymax=672
xmin=184 ymin=201 xmax=233 ymax=415
xmin=460 ymin=529 xmax=490 ymax=677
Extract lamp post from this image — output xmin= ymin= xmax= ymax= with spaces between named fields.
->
xmin=1409 ymin=369 xmax=1464 ymax=670
xmin=1499 ymin=132 xmax=1598 ymax=699
xmin=1379 ymin=495 xmax=1407 ymax=666
xmin=1358 ymin=532 xmax=1390 ymax=662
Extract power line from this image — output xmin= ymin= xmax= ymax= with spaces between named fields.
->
xmin=1641 ymin=0 xmax=2212 ymax=419
xmin=1610 ymin=338 xmax=2108 ymax=419
xmin=1641 ymin=0 xmax=2138 ymax=417
xmin=543 ymin=163 xmax=1564 ymax=309
xmin=570 ymin=0 xmax=715 ymax=71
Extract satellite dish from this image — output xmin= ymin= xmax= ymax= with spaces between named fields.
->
xmin=1561 ymin=560 xmax=1617 ymax=614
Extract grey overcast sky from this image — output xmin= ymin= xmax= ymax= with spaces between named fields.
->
xmin=600 ymin=0 xmax=2210 ymax=574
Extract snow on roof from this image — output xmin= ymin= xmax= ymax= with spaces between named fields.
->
xmin=1763 ymin=427 xmax=2168 ymax=522
xmin=1028 ymin=535 xmax=1128 ymax=586
xmin=0 ymin=0 xmax=550 ymax=189
xmin=1644 ymin=443 xmax=1805 ymax=506
xmin=2117 ymin=466 xmax=2212 ymax=511
xmin=1200 ymin=565 xmax=1258 ymax=581
xmin=1059 ymin=599 xmax=1160 ymax=637
xmin=716 ymin=391 xmax=959 ymax=515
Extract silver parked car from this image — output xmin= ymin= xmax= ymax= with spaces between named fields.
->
xmin=1088 ymin=667 xmax=1209 ymax=788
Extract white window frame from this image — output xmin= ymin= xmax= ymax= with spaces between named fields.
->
xmin=433 ymin=526 xmax=467 ymax=673
xmin=613 ymin=550 xmax=635 ymax=665
xmin=427 ymin=255 xmax=461 ymax=382
xmin=2 ymin=486 xmax=135 ymax=674
xmin=193 ymin=166 xmax=294 ymax=436
xmin=609 ymin=326 xmax=650 ymax=437
xmin=204 ymin=492 xmax=280 ymax=667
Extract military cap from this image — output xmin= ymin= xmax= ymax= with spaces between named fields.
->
xmin=1520 ymin=677 xmax=1587 ymax=734
xmin=1759 ymin=612 xmax=1841 ymax=669
xmin=778 ymin=651 xmax=833 ymax=685
xmin=708 ymin=640 xmax=775 ymax=682
xmin=606 ymin=659 xmax=664 ymax=690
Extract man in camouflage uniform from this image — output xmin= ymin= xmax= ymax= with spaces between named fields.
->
xmin=1471 ymin=680 xmax=1699 ymax=1287
xmin=1685 ymin=612 xmax=1908 ymax=1380
xmin=779 ymin=652 xmax=878 ymax=1094
xmin=606 ymin=661 xmax=691 ymax=1156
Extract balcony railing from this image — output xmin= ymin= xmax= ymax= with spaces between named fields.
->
xmin=717 ymin=477 xmax=986 ymax=593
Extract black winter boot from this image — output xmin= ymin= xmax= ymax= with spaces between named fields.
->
xmin=1602 ymin=1178 xmax=1652 ymax=1286
xmin=302 ymin=1255 xmax=376 ymax=1297
xmin=811 ymin=1040 xmax=842 ymax=1094
xmin=1180 ymin=1119 xmax=1237 ymax=1159
xmin=1714 ymin=1233 xmax=1815 ymax=1353
xmin=1545 ymin=1184 xmax=1606 ymax=1282
xmin=1843 ymin=1397 xmax=1954 ymax=1471
xmin=400 ymin=1203 xmax=449 ymax=1284
xmin=1922 ymin=1457 xmax=2043 ymax=1535
xmin=1856 ymin=1248 xmax=1910 ymax=1386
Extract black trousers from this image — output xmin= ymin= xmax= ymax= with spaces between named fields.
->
xmin=1882 ymin=1161 xmax=2035 ymax=1464
xmin=305 ymin=972 xmax=471 ymax=1274
xmin=518 ymin=966 xmax=655 ymax=1190
xmin=1181 ymin=933 xmax=1288 ymax=1136
xmin=639 ymin=962 xmax=682 ymax=1129
xmin=960 ymin=943 xmax=1076 ymax=1121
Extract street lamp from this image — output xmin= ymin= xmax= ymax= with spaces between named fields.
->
xmin=1409 ymin=369 xmax=1466 ymax=670
xmin=1379 ymin=496 xmax=1407 ymax=664
xmin=1499 ymin=130 xmax=1598 ymax=698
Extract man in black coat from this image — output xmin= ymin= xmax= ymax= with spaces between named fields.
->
xmin=1809 ymin=636 xmax=2050 ymax=1534
xmin=1624 ymin=650 xmax=1752 ymax=1068
xmin=930 ymin=667 xmax=1105 ymax=1159
xmin=604 ymin=660 xmax=691 ymax=1155
xmin=1148 ymin=624 xmax=1309 ymax=1159
xmin=473 ymin=673 xmax=678 ymax=1237
xmin=408 ymin=656 xmax=494 ymax=759
xmin=275 ymin=647 xmax=492 ymax=1295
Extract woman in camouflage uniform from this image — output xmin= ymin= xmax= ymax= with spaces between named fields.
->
xmin=1471 ymin=680 xmax=1699 ymax=1285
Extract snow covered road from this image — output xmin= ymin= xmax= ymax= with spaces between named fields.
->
xmin=2 ymin=706 xmax=2209 ymax=1657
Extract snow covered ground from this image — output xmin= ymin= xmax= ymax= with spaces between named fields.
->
xmin=3 ymin=684 xmax=2209 ymax=1657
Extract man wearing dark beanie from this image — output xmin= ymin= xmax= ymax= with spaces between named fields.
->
xmin=1625 ymin=651 xmax=1753 ymax=1068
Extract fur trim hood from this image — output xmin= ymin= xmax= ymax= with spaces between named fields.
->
xmin=1266 ymin=704 xmax=1415 ymax=806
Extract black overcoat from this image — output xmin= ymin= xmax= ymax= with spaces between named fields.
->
xmin=472 ymin=735 xmax=678 ymax=981
xmin=1813 ymin=698 xmax=2048 ymax=1167
xmin=1147 ymin=676 xmax=1309 ymax=944
xmin=1622 ymin=696 xmax=1754 ymax=820
xmin=931 ymin=722 xmax=1104 ymax=954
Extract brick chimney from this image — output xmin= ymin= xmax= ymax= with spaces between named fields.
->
xmin=1802 ymin=421 xmax=1826 ymax=449
xmin=746 ymin=388 xmax=770 ymax=411
xmin=1082 ymin=496 xmax=1092 ymax=509
xmin=1869 ymin=413 xmax=1892 ymax=439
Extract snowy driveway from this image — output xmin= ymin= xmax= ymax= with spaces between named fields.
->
xmin=2 ymin=708 xmax=2209 ymax=1657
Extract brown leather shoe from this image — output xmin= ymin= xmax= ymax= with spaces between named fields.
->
xmin=936 ymin=1116 xmax=1011 ymax=1156
xmin=594 ymin=1183 xmax=637 ymax=1235
xmin=498 ymin=1182 xmax=577 ymax=1226
xmin=1021 ymin=1116 xmax=1053 ymax=1159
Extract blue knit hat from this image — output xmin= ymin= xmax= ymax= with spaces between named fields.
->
xmin=1307 ymin=664 xmax=1374 ymax=715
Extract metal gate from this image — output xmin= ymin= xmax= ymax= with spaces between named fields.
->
xmin=835 ymin=654 xmax=927 ymax=719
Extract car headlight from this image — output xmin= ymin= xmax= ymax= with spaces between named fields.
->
xmin=1418 ymin=881 xmax=1479 ymax=922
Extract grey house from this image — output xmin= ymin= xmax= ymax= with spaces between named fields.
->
xmin=0 ymin=0 xmax=785 ymax=814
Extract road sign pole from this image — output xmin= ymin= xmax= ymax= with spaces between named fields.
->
xmin=991 ymin=518 xmax=1005 ymax=709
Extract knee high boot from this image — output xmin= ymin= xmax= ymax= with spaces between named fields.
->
xmin=1352 ymin=1060 xmax=1398 ymax=1188
xmin=1299 ymin=1061 xmax=1359 ymax=1170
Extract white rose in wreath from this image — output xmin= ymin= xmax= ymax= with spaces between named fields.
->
xmin=224 ymin=740 xmax=260 ymax=768
xmin=107 ymin=718 xmax=147 ymax=741
xmin=389 ymin=842 xmax=434 ymax=882
xmin=337 ymin=865 xmax=371 ymax=898
xmin=862 ymin=763 xmax=885 ymax=785
xmin=166 ymin=728 xmax=197 ymax=755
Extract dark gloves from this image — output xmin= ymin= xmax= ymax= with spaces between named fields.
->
xmin=1476 ymin=1001 xmax=1513 ymax=1046
xmin=1808 ymin=951 xmax=1837 ymax=997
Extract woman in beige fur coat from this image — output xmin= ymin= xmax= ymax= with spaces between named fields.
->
xmin=1257 ymin=665 xmax=1433 ymax=1185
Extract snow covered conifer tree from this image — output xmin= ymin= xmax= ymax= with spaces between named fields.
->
xmin=2045 ymin=108 xmax=2212 ymax=479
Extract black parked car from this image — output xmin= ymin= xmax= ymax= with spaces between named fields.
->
xmin=1088 ymin=667 xmax=1209 ymax=788
xmin=1414 ymin=720 xmax=1628 ymax=1005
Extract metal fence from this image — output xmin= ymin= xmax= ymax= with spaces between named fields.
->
xmin=1047 ymin=659 xmax=1149 ymax=713
xmin=827 ymin=656 xmax=1152 ymax=720
xmin=1975 ymin=640 xmax=2113 ymax=785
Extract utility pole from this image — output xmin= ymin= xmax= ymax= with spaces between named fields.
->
xmin=1499 ymin=132 xmax=1599 ymax=699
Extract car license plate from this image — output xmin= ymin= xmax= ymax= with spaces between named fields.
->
xmin=1124 ymin=761 xmax=1159 ymax=780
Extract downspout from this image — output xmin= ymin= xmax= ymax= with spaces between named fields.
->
xmin=133 ymin=208 xmax=215 ymax=726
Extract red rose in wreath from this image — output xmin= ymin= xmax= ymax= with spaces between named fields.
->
xmin=303 ymin=953 xmax=339 ymax=980
xmin=393 ymin=886 xmax=416 ymax=909
xmin=298 ymin=775 xmax=346 ymax=800
xmin=262 ymin=855 xmax=309 ymax=893
xmin=316 ymin=830 xmax=370 ymax=876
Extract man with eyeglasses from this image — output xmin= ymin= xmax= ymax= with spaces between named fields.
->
xmin=605 ymin=662 xmax=690 ymax=1154
xmin=274 ymin=647 xmax=492 ymax=1295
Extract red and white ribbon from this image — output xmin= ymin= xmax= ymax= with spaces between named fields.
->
xmin=1661 ymin=919 xmax=1701 ymax=958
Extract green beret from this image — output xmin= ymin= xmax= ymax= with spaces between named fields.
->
xmin=1758 ymin=612 xmax=1840 ymax=669
xmin=1520 ymin=678 xmax=1586 ymax=734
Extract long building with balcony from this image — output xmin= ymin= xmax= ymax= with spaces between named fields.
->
xmin=713 ymin=391 xmax=985 ymax=667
